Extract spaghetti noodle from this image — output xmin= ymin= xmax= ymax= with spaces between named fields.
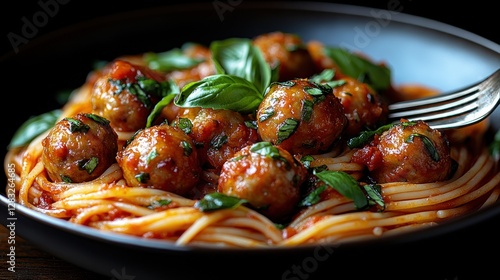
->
xmin=4 ymin=31 xmax=500 ymax=248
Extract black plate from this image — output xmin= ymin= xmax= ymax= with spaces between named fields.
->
xmin=1 ymin=2 xmax=500 ymax=279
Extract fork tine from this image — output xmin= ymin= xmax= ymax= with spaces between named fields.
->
xmin=388 ymin=86 xmax=479 ymax=111
xmin=388 ymin=87 xmax=481 ymax=119
xmin=387 ymin=69 xmax=500 ymax=129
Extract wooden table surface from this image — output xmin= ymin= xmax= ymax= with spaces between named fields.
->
xmin=0 ymin=225 xmax=108 ymax=280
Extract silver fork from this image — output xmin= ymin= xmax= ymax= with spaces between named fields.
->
xmin=387 ymin=68 xmax=500 ymax=130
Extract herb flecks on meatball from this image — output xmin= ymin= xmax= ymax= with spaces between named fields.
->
xmin=116 ymin=124 xmax=202 ymax=195
xmin=42 ymin=113 xmax=118 ymax=183
xmin=217 ymin=142 xmax=308 ymax=222
xmin=256 ymin=79 xmax=347 ymax=156
xmin=91 ymin=60 xmax=171 ymax=132
xmin=351 ymin=119 xmax=456 ymax=183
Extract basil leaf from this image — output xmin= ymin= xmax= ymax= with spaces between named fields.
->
xmin=8 ymin=109 xmax=61 ymax=149
xmin=299 ymin=184 xmax=328 ymax=207
xmin=406 ymin=133 xmax=440 ymax=161
xmin=323 ymin=47 xmax=391 ymax=91
xmin=175 ymin=74 xmax=263 ymax=114
xmin=347 ymin=123 xmax=394 ymax=149
xmin=314 ymin=170 xmax=368 ymax=209
xmin=146 ymin=93 xmax=177 ymax=128
xmin=144 ymin=47 xmax=205 ymax=72
xmin=194 ymin=192 xmax=248 ymax=212
xmin=210 ymin=38 xmax=272 ymax=94
xmin=363 ymin=184 xmax=385 ymax=210
xmin=250 ymin=142 xmax=281 ymax=159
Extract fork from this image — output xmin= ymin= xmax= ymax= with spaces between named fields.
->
xmin=387 ymin=68 xmax=500 ymax=130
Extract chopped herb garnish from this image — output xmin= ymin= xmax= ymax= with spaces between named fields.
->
xmin=84 ymin=113 xmax=110 ymax=126
xmin=177 ymin=118 xmax=193 ymax=134
xmin=194 ymin=192 xmax=248 ymax=212
xmin=259 ymin=106 xmax=275 ymax=122
xmin=277 ymin=118 xmax=299 ymax=144
xmin=406 ymin=133 xmax=440 ymax=161
xmin=181 ymin=141 xmax=193 ymax=156
xmin=302 ymin=99 xmax=314 ymax=121
xmin=66 ymin=118 xmax=90 ymax=133
xmin=250 ymin=142 xmax=281 ymax=159
xmin=147 ymin=150 xmax=158 ymax=163
xmin=300 ymin=155 xmax=315 ymax=169
xmin=77 ymin=157 xmax=99 ymax=174
xmin=148 ymin=199 xmax=172 ymax=209
xmin=135 ymin=172 xmax=150 ymax=183
xmin=210 ymin=134 xmax=228 ymax=150
xmin=61 ymin=175 xmax=73 ymax=183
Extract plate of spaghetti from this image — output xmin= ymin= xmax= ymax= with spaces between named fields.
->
xmin=1 ymin=1 xmax=500 ymax=279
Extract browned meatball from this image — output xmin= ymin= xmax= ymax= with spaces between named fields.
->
xmin=116 ymin=124 xmax=201 ymax=195
xmin=253 ymin=32 xmax=317 ymax=81
xmin=171 ymin=107 xmax=259 ymax=171
xmin=91 ymin=60 xmax=167 ymax=132
xmin=256 ymin=79 xmax=347 ymax=155
xmin=332 ymin=76 xmax=389 ymax=137
xmin=42 ymin=113 xmax=118 ymax=183
xmin=217 ymin=142 xmax=308 ymax=222
xmin=351 ymin=119 xmax=456 ymax=183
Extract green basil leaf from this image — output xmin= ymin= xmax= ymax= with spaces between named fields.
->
xmin=347 ymin=123 xmax=395 ymax=149
xmin=363 ymin=184 xmax=385 ymax=210
xmin=146 ymin=93 xmax=177 ymax=128
xmin=323 ymin=47 xmax=391 ymax=91
xmin=406 ymin=133 xmax=440 ymax=161
xmin=8 ymin=109 xmax=62 ymax=149
xmin=314 ymin=170 xmax=368 ymax=209
xmin=299 ymin=184 xmax=328 ymax=207
xmin=210 ymin=38 xmax=272 ymax=94
xmin=144 ymin=47 xmax=205 ymax=72
xmin=250 ymin=142 xmax=281 ymax=159
xmin=175 ymin=74 xmax=263 ymax=114
xmin=194 ymin=192 xmax=248 ymax=212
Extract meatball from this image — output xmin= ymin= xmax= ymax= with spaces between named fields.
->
xmin=116 ymin=124 xmax=201 ymax=195
xmin=332 ymin=76 xmax=389 ymax=137
xmin=253 ymin=32 xmax=317 ymax=81
xmin=351 ymin=119 xmax=456 ymax=183
xmin=91 ymin=59 xmax=167 ymax=132
xmin=256 ymin=79 xmax=347 ymax=155
xmin=42 ymin=113 xmax=118 ymax=183
xmin=217 ymin=142 xmax=308 ymax=222
xmin=171 ymin=107 xmax=259 ymax=170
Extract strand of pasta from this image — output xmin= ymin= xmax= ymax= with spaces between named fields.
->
xmin=288 ymin=198 xmax=352 ymax=228
xmin=92 ymin=206 xmax=204 ymax=235
xmin=385 ymin=151 xmax=492 ymax=210
xmin=382 ymin=146 xmax=470 ymax=194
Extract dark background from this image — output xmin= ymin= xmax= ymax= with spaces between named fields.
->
xmin=1 ymin=0 xmax=499 ymax=56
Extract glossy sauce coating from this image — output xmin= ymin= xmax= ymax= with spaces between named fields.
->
xmin=42 ymin=113 xmax=118 ymax=183
xmin=116 ymin=124 xmax=201 ymax=195
xmin=351 ymin=119 xmax=455 ymax=183
xmin=256 ymin=79 xmax=347 ymax=155
xmin=172 ymin=107 xmax=259 ymax=171
xmin=91 ymin=60 xmax=166 ymax=132
xmin=218 ymin=143 xmax=308 ymax=222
